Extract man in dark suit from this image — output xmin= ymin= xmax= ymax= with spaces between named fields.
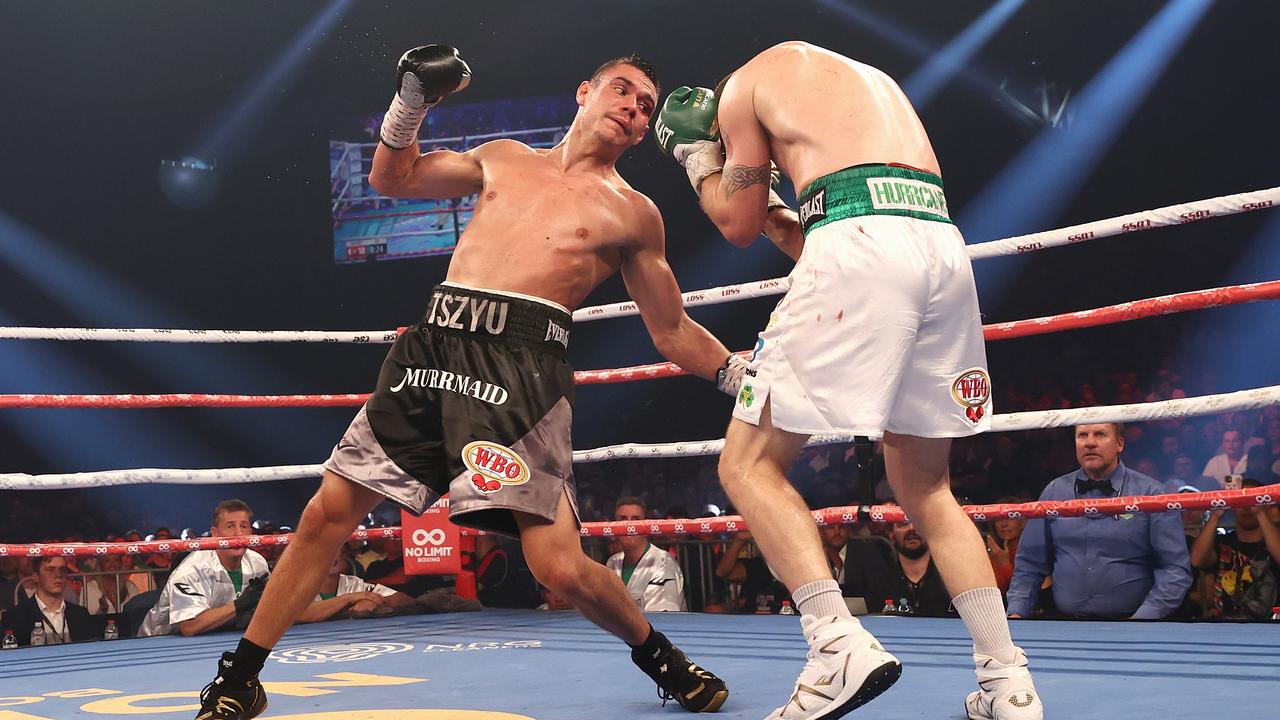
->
xmin=0 ymin=556 xmax=96 ymax=645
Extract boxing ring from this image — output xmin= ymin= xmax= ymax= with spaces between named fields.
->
xmin=0 ymin=611 xmax=1275 ymax=718
xmin=2 ymin=186 xmax=1280 ymax=719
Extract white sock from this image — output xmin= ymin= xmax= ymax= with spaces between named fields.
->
xmin=952 ymin=586 xmax=1017 ymax=664
xmin=793 ymin=579 xmax=855 ymax=620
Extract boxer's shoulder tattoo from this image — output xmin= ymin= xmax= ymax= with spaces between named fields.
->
xmin=721 ymin=163 xmax=771 ymax=198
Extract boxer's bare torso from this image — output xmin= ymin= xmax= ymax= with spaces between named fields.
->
xmin=722 ymin=41 xmax=941 ymax=194
xmin=371 ymin=62 xmax=667 ymax=313
xmin=444 ymin=141 xmax=652 ymax=311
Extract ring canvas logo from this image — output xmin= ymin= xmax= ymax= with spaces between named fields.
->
xmin=270 ymin=642 xmax=414 ymax=664
xmin=462 ymin=441 xmax=530 ymax=494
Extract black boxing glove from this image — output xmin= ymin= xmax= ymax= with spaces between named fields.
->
xmin=233 ymin=574 xmax=269 ymax=613
xmin=380 ymin=44 xmax=472 ymax=149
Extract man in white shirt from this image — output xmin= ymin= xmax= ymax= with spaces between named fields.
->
xmin=1202 ymin=430 xmax=1249 ymax=486
xmin=605 ymin=498 xmax=686 ymax=612
xmin=299 ymin=551 xmax=414 ymax=623
xmin=138 ymin=499 xmax=270 ymax=637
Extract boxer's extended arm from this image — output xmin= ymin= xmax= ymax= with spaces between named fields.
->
xmin=621 ymin=199 xmax=732 ymax=383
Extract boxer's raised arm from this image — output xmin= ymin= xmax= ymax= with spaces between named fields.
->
xmin=369 ymin=44 xmax=481 ymax=199
xmin=697 ymin=76 xmax=774 ymax=247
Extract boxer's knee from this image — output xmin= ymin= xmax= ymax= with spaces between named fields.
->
xmin=524 ymin=546 xmax=583 ymax=595
xmin=298 ymin=472 xmax=370 ymax=537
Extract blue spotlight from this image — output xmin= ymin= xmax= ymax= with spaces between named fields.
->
xmin=959 ymin=0 xmax=1215 ymax=304
xmin=903 ymin=0 xmax=1027 ymax=109
xmin=809 ymin=0 xmax=1009 ymax=103
xmin=194 ymin=0 xmax=354 ymax=164
xmin=810 ymin=0 xmax=935 ymax=60
xmin=0 ymin=211 xmax=332 ymax=463
xmin=1176 ymin=212 xmax=1280 ymax=393
xmin=0 ymin=308 xmax=215 ymax=471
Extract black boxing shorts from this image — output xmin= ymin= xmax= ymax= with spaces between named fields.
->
xmin=324 ymin=282 xmax=577 ymax=537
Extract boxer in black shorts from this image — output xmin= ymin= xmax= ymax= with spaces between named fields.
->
xmin=195 ymin=46 xmax=749 ymax=719
xmin=328 ymin=283 xmax=578 ymax=537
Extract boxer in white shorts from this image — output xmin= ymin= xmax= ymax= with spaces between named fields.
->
xmin=656 ymin=42 xmax=1041 ymax=720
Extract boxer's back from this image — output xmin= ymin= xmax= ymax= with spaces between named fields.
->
xmin=734 ymin=42 xmax=940 ymax=193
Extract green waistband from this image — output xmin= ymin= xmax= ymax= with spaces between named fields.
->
xmin=797 ymin=164 xmax=951 ymax=236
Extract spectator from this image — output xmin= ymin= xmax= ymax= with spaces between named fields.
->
xmin=363 ymin=534 xmax=415 ymax=592
xmin=138 ymin=499 xmax=270 ymax=637
xmin=842 ymin=502 xmax=955 ymax=617
xmin=1188 ymin=479 xmax=1280 ymax=619
xmin=819 ymin=524 xmax=849 ymax=585
xmin=299 ymin=551 xmax=412 ymax=623
xmin=1155 ymin=435 xmax=1182 ymax=477
xmin=9 ymin=558 xmax=37 ymax=607
xmin=716 ymin=529 xmax=791 ymax=613
xmin=1202 ymin=429 xmax=1248 ymax=486
xmin=984 ymin=503 xmax=1029 ymax=596
xmin=0 ymin=557 xmax=20 ymax=613
xmin=0 ymin=556 xmax=95 ymax=645
xmin=1172 ymin=486 xmax=1209 ymax=619
xmin=605 ymin=497 xmax=686 ymax=612
xmin=1165 ymin=453 xmax=1213 ymax=493
xmin=1008 ymin=423 xmax=1192 ymax=619
xmin=986 ymin=435 xmax=1034 ymax=500
xmin=82 ymin=552 xmax=141 ymax=616
xmin=681 ymin=506 xmax=730 ymax=613
xmin=1245 ymin=417 xmax=1280 ymax=483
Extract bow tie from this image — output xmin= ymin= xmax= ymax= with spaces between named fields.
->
xmin=1076 ymin=478 xmax=1116 ymax=496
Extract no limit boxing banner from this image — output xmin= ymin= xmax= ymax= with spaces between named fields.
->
xmin=401 ymin=496 xmax=462 ymax=575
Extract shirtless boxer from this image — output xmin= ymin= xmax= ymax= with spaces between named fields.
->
xmin=655 ymin=42 xmax=1042 ymax=720
xmin=196 ymin=46 xmax=733 ymax=719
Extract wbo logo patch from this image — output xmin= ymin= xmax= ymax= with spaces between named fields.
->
xmin=951 ymin=367 xmax=991 ymax=424
xmin=462 ymin=441 xmax=530 ymax=494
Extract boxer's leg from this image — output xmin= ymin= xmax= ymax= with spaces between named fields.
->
xmin=518 ymin=492 xmax=728 ymax=713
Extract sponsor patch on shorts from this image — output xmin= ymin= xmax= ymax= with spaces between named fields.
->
xmin=738 ymin=384 xmax=757 ymax=408
xmin=462 ymin=440 xmax=530 ymax=494
xmin=951 ymin=367 xmax=991 ymax=424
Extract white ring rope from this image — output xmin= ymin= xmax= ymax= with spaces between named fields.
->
xmin=0 ymin=186 xmax=1274 ymax=341
xmin=5 ymin=384 xmax=1276 ymax=489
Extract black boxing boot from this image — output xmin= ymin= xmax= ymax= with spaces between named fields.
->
xmin=194 ymin=649 xmax=268 ymax=720
xmin=631 ymin=627 xmax=729 ymax=712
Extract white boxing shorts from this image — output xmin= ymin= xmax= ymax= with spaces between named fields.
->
xmin=732 ymin=164 xmax=992 ymax=439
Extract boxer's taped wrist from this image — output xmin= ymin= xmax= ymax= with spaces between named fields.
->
xmin=379 ymin=92 xmax=430 ymax=150
xmin=716 ymin=354 xmax=749 ymax=396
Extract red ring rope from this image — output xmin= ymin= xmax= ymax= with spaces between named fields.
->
xmin=4 ymin=484 xmax=1274 ymax=555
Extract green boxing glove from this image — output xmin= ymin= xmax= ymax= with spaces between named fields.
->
xmin=654 ymin=86 xmax=724 ymax=195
